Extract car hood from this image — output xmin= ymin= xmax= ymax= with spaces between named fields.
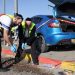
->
xmin=48 ymin=0 xmax=75 ymax=16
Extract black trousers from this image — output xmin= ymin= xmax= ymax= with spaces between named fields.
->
xmin=15 ymin=37 xmax=39 ymax=64
xmin=15 ymin=39 xmax=23 ymax=58
xmin=31 ymin=39 xmax=39 ymax=64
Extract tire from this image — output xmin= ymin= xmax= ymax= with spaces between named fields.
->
xmin=37 ymin=35 xmax=48 ymax=53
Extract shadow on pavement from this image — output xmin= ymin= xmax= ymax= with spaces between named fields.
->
xmin=47 ymin=44 xmax=75 ymax=52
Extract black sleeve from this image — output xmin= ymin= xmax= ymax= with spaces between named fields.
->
xmin=27 ymin=26 xmax=36 ymax=45
xmin=30 ymin=26 xmax=36 ymax=37
xmin=18 ymin=25 xmax=24 ymax=40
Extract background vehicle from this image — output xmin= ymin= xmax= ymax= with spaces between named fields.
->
xmin=31 ymin=15 xmax=75 ymax=53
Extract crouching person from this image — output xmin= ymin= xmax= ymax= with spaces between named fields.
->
xmin=0 ymin=13 xmax=23 ymax=68
xmin=15 ymin=18 xmax=39 ymax=65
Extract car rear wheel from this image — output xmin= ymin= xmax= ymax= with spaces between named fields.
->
xmin=37 ymin=35 xmax=48 ymax=53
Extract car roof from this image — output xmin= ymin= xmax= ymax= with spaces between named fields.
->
xmin=32 ymin=15 xmax=75 ymax=22
xmin=32 ymin=15 xmax=53 ymax=18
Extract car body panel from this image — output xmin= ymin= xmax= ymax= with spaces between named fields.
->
xmin=46 ymin=32 xmax=75 ymax=45
xmin=31 ymin=15 xmax=75 ymax=45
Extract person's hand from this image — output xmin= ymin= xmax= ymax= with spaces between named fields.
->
xmin=10 ymin=44 xmax=17 ymax=53
xmin=22 ymin=43 xmax=31 ymax=50
xmin=22 ymin=43 xmax=25 ymax=50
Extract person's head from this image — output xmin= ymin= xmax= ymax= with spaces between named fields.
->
xmin=25 ymin=17 xmax=32 ymax=26
xmin=13 ymin=13 xmax=23 ymax=25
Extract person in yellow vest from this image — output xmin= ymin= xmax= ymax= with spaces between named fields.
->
xmin=15 ymin=17 xmax=39 ymax=65
xmin=0 ymin=13 xmax=23 ymax=68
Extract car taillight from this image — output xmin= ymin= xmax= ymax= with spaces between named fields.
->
xmin=48 ymin=22 xmax=60 ymax=28
xmin=48 ymin=19 xmax=60 ymax=28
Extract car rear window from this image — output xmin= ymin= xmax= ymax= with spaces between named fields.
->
xmin=47 ymin=15 xmax=54 ymax=19
xmin=31 ymin=17 xmax=42 ymax=24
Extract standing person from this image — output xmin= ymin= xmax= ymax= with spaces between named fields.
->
xmin=15 ymin=17 xmax=39 ymax=65
xmin=0 ymin=13 xmax=23 ymax=68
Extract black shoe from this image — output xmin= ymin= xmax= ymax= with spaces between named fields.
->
xmin=34 ymin=63 xmax=39 ymax=65
xmin=0 ymin=63 xmax=2 ymax=68
xmin=0 ymin=63 xmax=9 ymax=71
xmin=0 ymin=64 xmax=5 ymax=71
xmin=33 ymin=61 xmax=39 ymax=65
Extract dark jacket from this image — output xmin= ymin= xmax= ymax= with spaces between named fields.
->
xmin=18 ymin=24 xmax=36 ymax=45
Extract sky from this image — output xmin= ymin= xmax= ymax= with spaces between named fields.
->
xmin=0 ymin=0 xmax=54 ymax=19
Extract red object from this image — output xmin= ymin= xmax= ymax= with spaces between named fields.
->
xmin=48 ymin=23 xmax=55 ymax=28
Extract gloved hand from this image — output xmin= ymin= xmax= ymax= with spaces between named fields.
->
xmin=10 ymin=44 xmax=17 ymax=53
xmin=22 ymin=43 xmax=26 ymax=50
xmin=22 ymin=43 xmax=31 ymax=50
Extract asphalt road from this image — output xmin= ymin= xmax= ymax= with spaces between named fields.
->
xmin=0 ymin=57 xmax=54 ymax=75
xmin=40 ymin=45 xmax=75 ymax=61
xmin=1 ymin=40 xmax=75 ymax=75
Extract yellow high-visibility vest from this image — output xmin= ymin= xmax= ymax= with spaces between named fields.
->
xmin=22 ymin=21 xmax=35 ymax=34
xmin=7 ymin=14 xmax=17 ymax=33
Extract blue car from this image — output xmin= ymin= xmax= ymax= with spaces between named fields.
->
xmin=31 ymin=15 xmax=75 ymax=52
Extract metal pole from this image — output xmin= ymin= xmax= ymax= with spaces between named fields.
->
xmin=3 ymin=0 xmax=5 ymax=14
xmin=14 ymin=0 xmax=18 ymax=14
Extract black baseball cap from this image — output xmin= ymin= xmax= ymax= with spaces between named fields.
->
xmin=25 ymin=17 xmax=32 ymax=21
xmin=14 ymin=13 xmax=23 ymax=20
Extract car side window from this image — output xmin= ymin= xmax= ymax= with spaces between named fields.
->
xmin=31 ymin=17 xmax=42 ymax=24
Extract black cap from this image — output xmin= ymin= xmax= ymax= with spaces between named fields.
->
xmin=14 ymin=13 xmax=23 ymax=20
xmin=25 ymin=17 xmax=32 ymax=21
